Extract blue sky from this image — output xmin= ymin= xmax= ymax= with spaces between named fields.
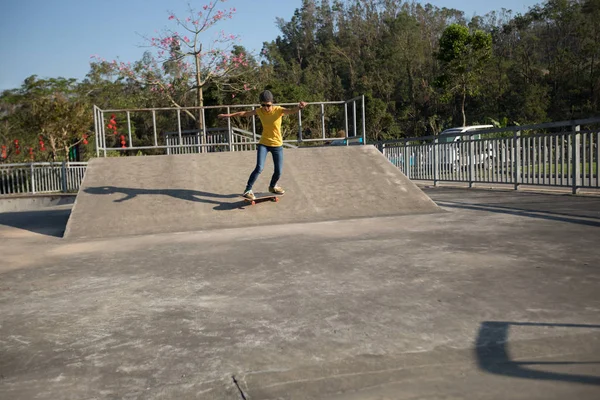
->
xmin=0 ymin=0 xmax=542 ymax=91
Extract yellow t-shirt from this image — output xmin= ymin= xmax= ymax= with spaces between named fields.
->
xmin=257 ymin=105 xmax=285 ymax=147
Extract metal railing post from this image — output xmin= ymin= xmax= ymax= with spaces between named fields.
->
xmin=353 ymin=100 xmax=357 ymax=138
xmin=404 ymin=141 xmax=410 ymax=178
xmin=94 ymin=106 xmax=100 ymax=157
xmin=572 ymin=124 xmax=581 ymax=194
xmin=514 ymin=130 xmax=521 ymax=190
xmin=468 ymin=134 xmax=475 ymax=187
xmin=202 ymin=108 xmax=208 ymax=153
xmin=344 ymin=103 xmax=349 ymax=139
xmin=151 ymin=110 xmax=159 ymax=151
xmin=321 ymin=103 xmax=326 ymax=140
xmin=30 ymin=163 xmax=36 ymax=194
xmin=61 ymin=161 xmax=67 ymax=193
xmin=362 ymin=95 xmax=366 ymax=145
xmin=226 ymin=107 xmax=233 ymax=152
xmin=597 ymin=129 xmax=600 ymax=189
xmin=177 ymin=109 xmax=182 ymax=154
xmin=101 ymin=111 xmax=107 ymax=157
xmin=298 ymin=109 xmax=303 ymax=143
xmin=434 ymin=137 xmax=439 ymax=186
xmin=127 ymin=111 xmax=133 ymax=150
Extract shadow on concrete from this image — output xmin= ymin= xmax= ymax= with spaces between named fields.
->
xmin=437 ymin=201 xmax=600 ymax=227
xmin=424 ymin=187 xmax=600 ymax=221
xmin=84 ymin=186 xmax=247 ymax=211
xmin=0 ymin=208 xmax=71 ymax=237
xmin=476 ymin=321 xmax=600 ymax=385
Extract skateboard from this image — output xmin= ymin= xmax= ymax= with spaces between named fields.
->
xmin=241 ymin=194 xmax=282 ymax=206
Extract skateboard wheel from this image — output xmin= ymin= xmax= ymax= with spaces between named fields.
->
xmin=274 ymin=197 xmax=279 ymax=202
xmin=251 ymin=200 xmax=256 ymax=205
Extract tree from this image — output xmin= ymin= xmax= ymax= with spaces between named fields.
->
xmin=95 ymin=1 xmax=255 ymax=129
xmin=1 ymin=76 xmax=92 ymax=162
xmin=436 ymin=24 xmax=492 ymax=126
xmin=29 ymin=94 xmax=92 ymax=161
xmin=581 ymin=0 xmax=600 ymax=112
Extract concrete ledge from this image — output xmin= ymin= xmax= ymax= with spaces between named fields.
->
xmin=0 ymin=194 xmax=76 ymax=213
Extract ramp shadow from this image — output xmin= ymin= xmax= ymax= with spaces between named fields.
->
xmin=437 ymin=201 xmax=600 ymax=227
xmin=84 ymin=186 xmax=246 ymax=210
xmin=476 ymin=321 xmax=600 ymax=385
xmin=0 ymin=208 xmax=71 ymax=237
xmin=426 ymin=187 xmax=600 ymax=226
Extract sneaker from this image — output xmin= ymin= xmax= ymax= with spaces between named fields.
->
xmin=269 ymin=186 xmax=285 ymax=195
xmin=242 ymin=190 xmax=255 ymax=200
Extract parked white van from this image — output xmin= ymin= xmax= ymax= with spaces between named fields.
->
xmin=437 ymin=125 xmax=495 ymax=169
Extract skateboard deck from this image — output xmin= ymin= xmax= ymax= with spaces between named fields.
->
xmin=241 ymin=194 xmax=282 ymax=206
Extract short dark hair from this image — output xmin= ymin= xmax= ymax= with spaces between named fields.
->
xmin=259 ymin=90 xmax=274 ymax=103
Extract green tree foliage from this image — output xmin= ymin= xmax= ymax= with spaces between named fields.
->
xmin=29 ymin=94 xmax=92 ymax=161
xmin=436 ymin=24 xmax=492 ymax=126
xmin=1 ymin=76 xmax=92 ymax=162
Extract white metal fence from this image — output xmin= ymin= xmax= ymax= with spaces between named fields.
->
xmin=93 ymin=96 xmax=366 ymax=156
xmin=380 ymin=118 xmax=600 ymax=194
xmin=0 ymin=162 xmax=87 ymax=196
xmin=164 ymin=127 xmax=298 ymax=154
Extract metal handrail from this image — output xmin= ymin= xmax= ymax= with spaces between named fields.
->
xmin=94 ymin=96 xmax=366 ymax=156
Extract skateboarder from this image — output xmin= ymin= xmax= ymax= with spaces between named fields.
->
xmin=218 ymin=90 xmax=308 ymax=201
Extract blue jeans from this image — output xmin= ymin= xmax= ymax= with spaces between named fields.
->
xmin=246 ymin=145 xmax=283 ymax=192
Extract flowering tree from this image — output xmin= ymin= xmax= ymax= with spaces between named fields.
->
xmin=92 ymin=0 xmax=255 ymax=128
xmin=0 ymin=76 xmax=91 ymax=163
xmin=29 ymin=94 xmax=92 ymax=161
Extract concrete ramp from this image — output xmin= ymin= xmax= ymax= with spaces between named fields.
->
xmin=64 ymin=146 xmax=442 ymax=239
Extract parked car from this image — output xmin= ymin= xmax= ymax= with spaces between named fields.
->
xmin=437 ymin=125 xmax=495 ymax=170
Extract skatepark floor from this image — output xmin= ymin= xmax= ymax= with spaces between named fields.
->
xmin=1 ymin=187 xmax=599 ymax=399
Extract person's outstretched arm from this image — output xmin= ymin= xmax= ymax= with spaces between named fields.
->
xmin=282 ymin=102 xmax=308 ymax=115
xmin=218 ymin=109 xmax=258 ymax=118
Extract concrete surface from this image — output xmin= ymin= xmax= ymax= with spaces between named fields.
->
xmin=64 ymin=146 xmax=442 ymax=239
xmin=0 ymin=193 xmax=75 ymax=213
xmin=1 ymin=187 xmax=599 ymax=399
